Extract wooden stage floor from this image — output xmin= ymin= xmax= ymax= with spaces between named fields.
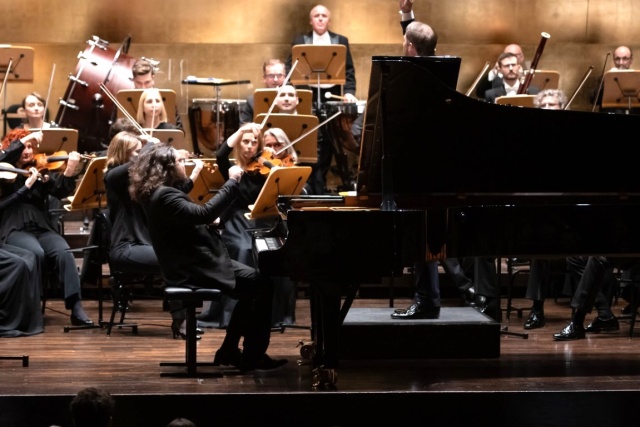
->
xmin=2 ymin=295 xmax=640 ymax=427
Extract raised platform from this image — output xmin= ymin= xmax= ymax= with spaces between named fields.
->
xmin=339 ymin=307 xmax=500 ymax=359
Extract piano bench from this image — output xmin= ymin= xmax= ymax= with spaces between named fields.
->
xmin=160 ymin=287 xmax=223 ymax=378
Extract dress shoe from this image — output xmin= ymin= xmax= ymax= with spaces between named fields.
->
xmin=391 ymin=302 xmax=440 ymax=319
xmin=523 ymin=311 xmax=545 ymax=329
xmin=477 ymin=297 xmax=502 ymax=323
xmin=170 ymin=319 xmax=201 ymax=341
xmin=553 ymin=321 xmax=586 ymax=341
xmin=462 ymin=287 xmax=477 ymax=307
xmin=70 ymin=315 xmax=94 ymax=326
xmin=586 ymin=316 xmax=620 ymax=333
xmin=240 ymin=354 xmax=288 ymax=372
xmin=213 ymin=347 xmax=242 ymax=368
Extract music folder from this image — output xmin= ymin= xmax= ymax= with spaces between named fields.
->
xmin=601 ymin=70 xmax=640 ymax=110
xmin=246 ymin=166 xmax=312 ymax=220
xmin=254 ymin=113 xmax=319 ymax=163
xmin=494 ymin=95 xmax=536 ymax=108
xmin=529 ymin=70 xmax=560 ymax=91
xmin=116 ymin=89 xmax=178 ymax=125
xmin=64 ymin=157 xmax=107 ymax=211
xmin=37 ymin=128 xmax=79 ymax=154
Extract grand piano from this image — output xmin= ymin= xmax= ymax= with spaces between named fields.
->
xmin=254 ymin=55 xmax=640 ymax=388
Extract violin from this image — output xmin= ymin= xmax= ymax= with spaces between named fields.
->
xmin=33 ymin=150 xmax=95 ymax=172
xmin=0 ymin=162 xmax=42 ymax=182
xmin=244 ymin=152 xmax=294 ymax=176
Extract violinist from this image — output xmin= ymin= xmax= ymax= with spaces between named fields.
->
xmin=136 ymin=88 xmax=178 ymax=131
xmin=0 ymin=130 xmax=94 ymax=326
xmin=263 ymin=127 xmax=298 ymax=167
xmin=0 ymin=136 xmax=44 ymax=337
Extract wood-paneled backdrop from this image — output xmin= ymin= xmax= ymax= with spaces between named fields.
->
xmin=1 ymin=0 xmax=638 ymax=148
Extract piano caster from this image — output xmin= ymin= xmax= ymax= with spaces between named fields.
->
xmin=312 ymin=366 xmax=337 ymax=389
xmin=500 ymin=326 xmax=528 ymax=339
xmin=297 ymin=339 xmax=316 ymax=360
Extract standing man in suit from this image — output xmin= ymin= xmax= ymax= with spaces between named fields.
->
xmin=286 ymin=4 xmax=357 ymax=194
xmin=484 ymin=52 xmax=539 ymax=103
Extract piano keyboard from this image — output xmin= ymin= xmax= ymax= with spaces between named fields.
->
xmin=254 ymin=237 xmax=282 ymax=252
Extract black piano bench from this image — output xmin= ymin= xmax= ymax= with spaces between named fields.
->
xmin=160 ymin=287 xmax=223 ymax=378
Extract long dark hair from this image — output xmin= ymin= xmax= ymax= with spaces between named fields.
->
xmin=129 ymin=144 xmax=183 ymax=203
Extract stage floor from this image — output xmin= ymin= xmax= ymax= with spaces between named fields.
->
xmin=2 ymin=296 xmax=640 ymax=426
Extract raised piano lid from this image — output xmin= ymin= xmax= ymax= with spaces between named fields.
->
xmin=357 ymin=55 xmax=640 ymax=209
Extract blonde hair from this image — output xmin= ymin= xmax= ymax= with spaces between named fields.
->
xmin=105 ymin=131 xmax=141 ymax=171
xmin=263 ymin=127 xmax=298 ymax=164
xmin=136 ymin=88 xmax=168 ymax=126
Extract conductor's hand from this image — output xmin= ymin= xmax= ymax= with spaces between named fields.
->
xmin=228 ymin=165 xmax=244 ymax=183
xmin=399 ymin=0 xmax=413 ymax=13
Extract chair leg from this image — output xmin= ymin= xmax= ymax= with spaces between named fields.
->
xmin=105 ymin=282 xmax=138 ymax=336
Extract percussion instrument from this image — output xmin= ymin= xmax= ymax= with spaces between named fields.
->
xmin=187 ymin=98 xmax=245 ymax=155
xmin=54 ymin=36 xmax=137 ymax=154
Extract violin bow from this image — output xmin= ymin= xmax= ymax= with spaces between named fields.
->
xmin=98 ymin=83 xmax=149 ymax=136
xmin=275 ymin=110 xmax=342 ymax=157
xmin=259 ymin=59 xmax=299 ymax=129
xmin=0 ymin=58 xmax=12 ymax=103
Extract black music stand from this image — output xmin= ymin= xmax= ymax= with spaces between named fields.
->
xmin=62 ymin=157 xmax=108 ymax=331
xmin=290 ymin=44 xmax=346 ymax=111
xmin=246 ymin=166 xmax=312 ymax=220
xmin=254 ymin=113 xmax=319 ymax=163
xmin=182 ymin=77 xmax=251 ymax=148
xmin=602 ymin=70 xmax=640 ymax=112
xmin=37 ymin=128 xmax=79 ymax=153
xmin=252 ymin=88 xmax=314 ymax=118
xmin=116 ymin=89 xmax=177 ymax=126
xmin=185 ymin=163 xmax=226 ymax=205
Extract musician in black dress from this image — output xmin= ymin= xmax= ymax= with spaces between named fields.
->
xmin=129 ymin=143 xmax=285 ymax=371
xmin=0 ymin=131 xmax=93 ymax=326
xmin=0 ymin=142 xmax=43 ymax=337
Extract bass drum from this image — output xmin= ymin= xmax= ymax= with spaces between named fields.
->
xmin=187 ymin=98 xmax=244 ymax=156
xmin=55 ymin=36 xmax=137 ymax=154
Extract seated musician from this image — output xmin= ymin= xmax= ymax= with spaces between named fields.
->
xmin=0 ymin=130 xmax=93 ymax=326
xmin=533 ymin=88 xmax=568 ymax=110
xmin=239 ymin=59 xmax=287 ymax=125
xmin=1 ymin=92 xmax=55 ymax=149
xmin=274 ymin=84 xmax=299 ymax=114
xmin=483 ymin=52 xmax=539 ymax=103
xmin=136 ymin=88 xmax=178 ymax=131
xmin=130 ymin=58 xmax=183 ymax=130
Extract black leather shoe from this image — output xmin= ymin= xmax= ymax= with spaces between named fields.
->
xmin=240 ymin=354 xmax=288 ymax=372
xmin=553 ymin=322 xmax=586 ymax=341
xmin=463 ymin=287 xmax=477 ymax=307
xmin=477 ymin=297 xmax=502 ymax=323
xmin=523 ymin=311 xmax=546 ymax=329
xmin=391 ymin=303 xmax=440 ymax=319
xmin=586 ymin=316 xmax=620 ymax=333
xmin=213 ymin=347 xmax=242 ymax=368
xmin=70 ymin=315 xmax=94 ymax=326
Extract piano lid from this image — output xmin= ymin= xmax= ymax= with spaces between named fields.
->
xmin=357 ymin=55 xmax=640 ymax=209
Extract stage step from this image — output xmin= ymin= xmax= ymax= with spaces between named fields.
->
xmin=339 ymin=307 xmax=500 ymax=360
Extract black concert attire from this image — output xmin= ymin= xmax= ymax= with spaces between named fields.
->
xmin=0 ymin=138 xmax=84 ymax=311
xmin=285 ymin=30 xmax=357 ymax=194
xmin=212 ymin=141 xmax=296 ymax=326
xmin=143 ymin=180 xmax=274 ymax=368
xmin=0 ymin=144 xmax=44 ymax=337
xmin=239 ymin=96 xmax=254 ymax=126
xmin=483 ymin=79 xmax=540 ymax=103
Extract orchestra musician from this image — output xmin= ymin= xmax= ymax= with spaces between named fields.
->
xmin=483 ymin=52 xmax=540 ymax=103
xmin=136 ymin=88 xmax=177 ymax=131
xmin=128 ymin=143 xmax=286 ymax=371
xmin=239 ymin=59 xmax=287 ymax=125
xmin=0 ymin=131 xmax=93 ymax=326
xmin=286 ymin=4 xmax=357 ymax=194
xmin=0 ymin=139 xmax=44 ymax=337
xmin=130 ymin=58 xmax=184 ymax=131
xmin=474 ymin=44 xmax=528 ymax=99
xmin=591 ymin=46 xmax=637 ymax=113
xmin=274 ymin=84 xmax=299 ymax=114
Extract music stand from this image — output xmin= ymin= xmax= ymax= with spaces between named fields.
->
xmin=290 ymin=44 xmax=346 ymax=110
xmin=252 ymin=88 xmax=313 ymax=119
xmin=246 ymin=166 xmax=312 ymax=220
xmin=116 ymin=89 xmax=177 ymax=125
xmin=529 ymin=70 xmax=560 ymax=91
xmin=602 ymin=70 xmax=640 ymax=111
xmin=254 ymin=113 xmax=319 ymax=163
xmin=37 ymin=128 xmax=79 ymax=154
xmin=0 ymin=46 xmax=35 ymax=81
xmin=64 ymin=157 xmax=107 ymax=212
xmin=495 ymin=95 xmax=536 ymax=108
xmin=186 ymin=163 xmax=226 ymax=205
xmin=144 ymin=129 xmax=189 ymax=150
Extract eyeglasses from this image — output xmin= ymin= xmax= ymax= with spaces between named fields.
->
xmin=264 ymin=74 xmax=285 ymax=80
xmin=615 ymin=56 xmax=632 ymax=61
